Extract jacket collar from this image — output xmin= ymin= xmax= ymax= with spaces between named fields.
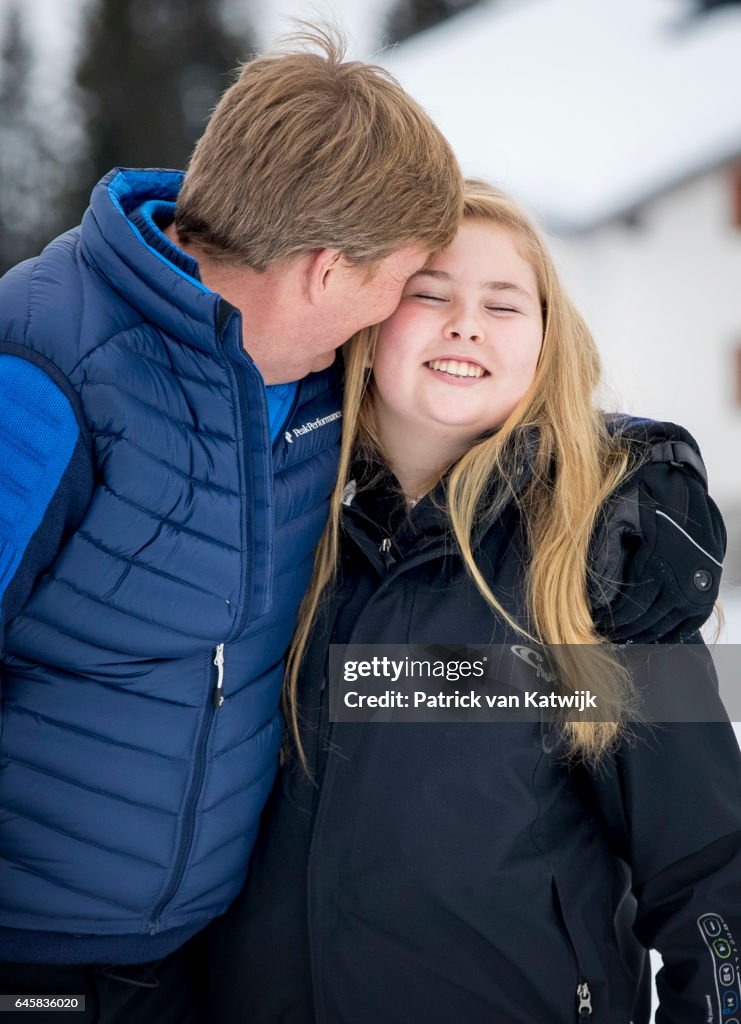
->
xmin=341 ymin=433 xmax=537 ymax=571
xmin=340 ymin=459 xmax=437 ymax=572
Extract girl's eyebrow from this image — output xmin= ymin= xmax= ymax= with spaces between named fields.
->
xmin=409 ymin=268 xmax=448 ymax=280
xmin=483 ymin=280 xmax=533 ymax=299
xmin=410 ymin=268 xmax=534 ymax=301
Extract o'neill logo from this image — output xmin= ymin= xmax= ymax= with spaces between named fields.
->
xmin=285 ymin=410 xmax=342 ymax=445
xmin=510 ymin=645 xmax=556 ymax=683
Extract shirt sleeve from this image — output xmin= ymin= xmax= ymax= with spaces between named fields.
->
xmin=0 ymin=354 xmax=89 ymax=649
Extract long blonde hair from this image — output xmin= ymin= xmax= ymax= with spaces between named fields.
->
xmin=286 ymin=180 xmax=642 ymax=767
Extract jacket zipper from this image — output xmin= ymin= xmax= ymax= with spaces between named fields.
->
xmin=550 ymin=874 xmax=593 ymax=1021
xmin=344 ymin=508 xmax=466 ymax=582
xmin=147 ymin=643 xmax=225 ymax=933
xmin=379 ymin=536 xmax=396 ymax=569
xmin=576 ymin=981 xmax=593 ymax=1019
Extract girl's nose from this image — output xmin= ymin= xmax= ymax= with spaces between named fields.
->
xmin=444 ymin=317 xmax=483 ymax=344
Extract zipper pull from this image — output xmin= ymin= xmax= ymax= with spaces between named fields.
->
xmin=576 ymin=981 xmax=592 ymax=1019
xmin=213 ymin=643 xmax=225 ymax=709
xmin=379 ymin=537 xmax=396 ymax=569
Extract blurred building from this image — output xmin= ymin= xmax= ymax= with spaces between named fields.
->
xmin=383 ymin=0 xmax=741 ymax=579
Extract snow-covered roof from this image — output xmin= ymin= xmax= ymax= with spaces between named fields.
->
xmin=382 ymin=0 xmax=741 ymax=233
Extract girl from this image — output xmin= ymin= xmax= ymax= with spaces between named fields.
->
xmin=209 ymin=182 xmax=741 ymax=1023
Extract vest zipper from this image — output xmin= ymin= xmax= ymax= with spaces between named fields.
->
xmin=221 ymin=314 xmax=274 ymax=637
xmin=213 ymin=642 xmax=225 ymax=708
xmin=147 ymin=645 xmax=222 ymax=933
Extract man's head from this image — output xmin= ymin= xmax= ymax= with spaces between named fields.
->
xmin=175 ymin=26 xmax=462 ymax=273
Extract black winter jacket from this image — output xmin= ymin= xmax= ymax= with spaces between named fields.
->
xmin=208 ymin=419 xmax=741 ymax=1024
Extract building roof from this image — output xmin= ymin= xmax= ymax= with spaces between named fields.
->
xmin=383 ymin=0 xmax=741 ymax=232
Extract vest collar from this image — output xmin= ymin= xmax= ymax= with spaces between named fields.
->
xmin=80 ymin=168 xmax=231 ymax=357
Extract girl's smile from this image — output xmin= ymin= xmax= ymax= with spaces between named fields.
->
xmin=371 ymin=219 xmax=543 ymax=475
xmin=425 ymin=356 xmax=489 ymax=381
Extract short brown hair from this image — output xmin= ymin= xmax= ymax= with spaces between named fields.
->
xmin=174 ymin=25 xmax=462 ymax=270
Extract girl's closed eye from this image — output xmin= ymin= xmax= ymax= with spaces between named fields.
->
xmin=413 ymin=292 xmax=448 ymax=302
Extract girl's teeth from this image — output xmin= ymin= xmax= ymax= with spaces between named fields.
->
xmin=427 ymin=359 xmax=485 ymax=378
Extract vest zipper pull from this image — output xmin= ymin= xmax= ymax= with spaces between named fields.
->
xmin=576 ymin=981 xmax=592 ymax=1019
xmin=213 ymin=643 xmax=225 ymax=709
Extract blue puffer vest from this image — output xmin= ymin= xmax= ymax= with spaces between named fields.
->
xmin=0 ymin=170 xmax=342 ymax=960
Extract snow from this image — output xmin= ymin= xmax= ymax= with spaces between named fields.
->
xmin=382 ymin=0 xmax=741 ymax=232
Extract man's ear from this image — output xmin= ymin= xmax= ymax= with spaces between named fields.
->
xmin=305 ymin=249 xmax=344 ymax=304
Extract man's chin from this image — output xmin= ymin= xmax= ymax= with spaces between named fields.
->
xmin=268 ymin=351 xmax=336 ymax=384
xmin=309 ymin=351 xmax=337 ymax=374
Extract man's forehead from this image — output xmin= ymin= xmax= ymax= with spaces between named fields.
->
xmin=393 ymin=244 xmax=431 ymax=277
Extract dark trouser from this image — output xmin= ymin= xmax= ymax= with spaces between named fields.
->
xmin=0 ymin=933 xmax=206 ymax=1024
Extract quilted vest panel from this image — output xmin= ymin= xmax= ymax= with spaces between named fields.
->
xmin=0 ymin=169 xmax=342 ymax=936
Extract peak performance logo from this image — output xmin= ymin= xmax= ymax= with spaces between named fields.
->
xmin=284 ymin=410 xmax=342 ymax=444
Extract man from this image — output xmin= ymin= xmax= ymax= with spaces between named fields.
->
xmin=0 ymin=27 xmax=462 ymax=1020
